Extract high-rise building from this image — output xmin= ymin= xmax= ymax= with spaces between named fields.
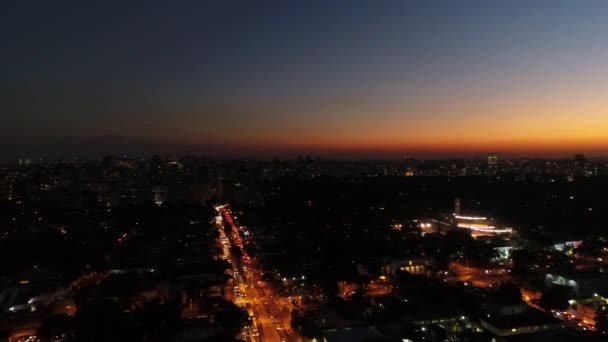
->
xmin=488 ymin=153 xmax=499 ymax=167
xmin=152 ymin=186 xmax=167 ymax=206
xmin=573 ymin=154 xmax=587 ymax=177
xmin=454 ymin=197 xmax=461 ymax=215
xmin=216 ymin=177 xmax=224 ymax=202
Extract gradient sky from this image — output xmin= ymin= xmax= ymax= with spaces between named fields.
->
xmin=3 ymin=0 xmax=608 ymax=158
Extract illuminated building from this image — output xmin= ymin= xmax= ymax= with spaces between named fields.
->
xmin=418 ymin=221 xmax=437 ymax=234
xmin=480 ymin=306 xmax=563 ymax=337
xmin=480 ymin=284 xmax=564 ymax=337
xmin=152 ymin=186 xmax=167 ymax=206
xmin=487 ymin=153 xmax=499 ymax=167
xmin=17 ymin=158 xmax=32 ymax=167
xmin=545 ymin=270 xmax=608 ymax=299
xmin=454 ymin=197 xmax=461 ymax=215
xmin=552 ymin=240 xmax=582 ymax=252
xmin=385 ymin=257 xmax=431 ymax=275
xmin=453 ymin=214 xmax=513 ymax=236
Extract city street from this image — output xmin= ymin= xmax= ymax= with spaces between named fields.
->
xmin=449 ymin=262 xmax=512 ymax=287
xmin=215 ymin=205 xmax=301 ymax=342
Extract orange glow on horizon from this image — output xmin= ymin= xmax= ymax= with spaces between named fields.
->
xmin=177 ymin=84 xmax=608 ymax=157
xmin=179 ymin=135 xmax=608 ymax=157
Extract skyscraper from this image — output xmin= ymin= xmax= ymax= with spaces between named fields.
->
xmin=488 ymin=153 xmax=499 ymax=167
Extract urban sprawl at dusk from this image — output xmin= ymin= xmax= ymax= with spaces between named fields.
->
xmin=3 ymin=1 xmax=608 ymax=341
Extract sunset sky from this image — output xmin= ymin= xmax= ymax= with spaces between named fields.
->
xmin=3 ymin=1 xmax=608 ymax=158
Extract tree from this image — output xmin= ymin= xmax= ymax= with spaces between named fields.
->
xmin=539 ymin=286 xmax=570 ymax=311
xmin=97 ymin=273 xmax=140 ymax=306
xmin=445 ymin=228 xmax=474 ymax=248
xmin=261 ymin=272 xmax=274 ymax=282
xmin=202 ymin=298 xmax=249 ymax=335
xmin=244 ymin=242 xmax=257 ymax=258
xmin=318 ymin=276 xmax=339 ymax=296
xmin=290 ymin=309 xmax=301 ymax=330
xmin=511 ymin=249 xmax=536 ymax=276
xmin=230 ymin=246 xmax=243 ymax=266
xmin=185 ymin=279 xmax=201 ymax=300
xmin=202 ymin=332 xmax=243 ymax=342
xmin=38 ymin=314 xmax=75 ymax=341
xmin=493 ymin=282 xmax=523 ymax=305
xmin=355 ymin=274 xmax=371 ymax=290
xmin=595 ymin=308 xmax=608 ymax=334
xmin=576 ymin=237 xmax=603 ymax=257
xmin=292 ymin=311 xmax=321 ymax=339
xmin=462 ymin=241 xmax=499 ymax=268
xmin=73 ymin=299 xmax=137 ymax=341
xmin=348 ymin=288 xmax=370 ymax=318
xmin=132 ymin=298 xmax=182 ymax=341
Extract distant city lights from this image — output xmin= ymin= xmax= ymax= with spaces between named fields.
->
xmin=453 ymin=214 xmax=487 ymax=220
xmin=457 ymin=223 xmax=513 ymax=234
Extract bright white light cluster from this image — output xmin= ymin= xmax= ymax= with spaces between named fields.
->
xmin=457 ymin=224 xmax=512 ymax=233
xmin=453 ymin=214 xmax=487 ymax=220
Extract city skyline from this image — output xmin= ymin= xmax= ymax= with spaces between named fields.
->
xmin=3 ymin=1 xmax=608 ymax=158
xmin=5 ymin=3 xmax=608 ymax=340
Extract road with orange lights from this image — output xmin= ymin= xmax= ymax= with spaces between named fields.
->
xmin=215 ymin=205 xmax=301 ymax=342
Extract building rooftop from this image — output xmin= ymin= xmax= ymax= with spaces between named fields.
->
xmin=504 ymin=328 xmax=604 ymax=342
xmin=548 ymin=269 xmax=608 ymax=280
xmin=481 ymin=308 xmax=561 ymax=330
xmin=322 ymin=326 xmax=388 ymax=342
xmin=401 ymin=304 xmax=465 ymax=322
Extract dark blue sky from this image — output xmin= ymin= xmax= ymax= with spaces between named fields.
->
xmin=3 ymin=1 xmax=608 ymax=158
